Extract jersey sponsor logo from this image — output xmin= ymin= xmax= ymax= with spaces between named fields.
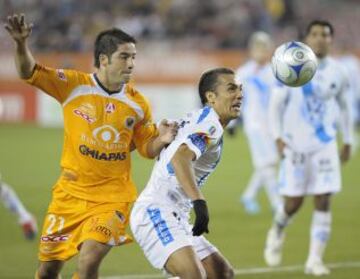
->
xmin=74 ymin=103 xmax=97 ymax=123
xmin=147 ymin=208 xmax=174 ymax=246
xmin=56 ymin=69 xmax=67 ymax=81
xmin=94 ymin=225 xmax=112 ymax=237
xmin=79 ymin=144 xmax=127 ymax=161
xmin=105 ymin=103 xmax=116 ymax=113
xmin=125 ymin=117 xmax=135 ymax=129
xmin=80 ymin=133 xmax=128 ymax=150
xmin=93 ymin=125 xmax=120 ymax=143
xmin=41 ymin=234 xmax=70 ymax=243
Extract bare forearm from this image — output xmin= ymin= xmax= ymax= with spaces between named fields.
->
xmin=15 ymin=41 xmax=36 ymax=79
xmin=146 ymin=137 xmax=167 ymax=158
xmin=171 ymin=148 xmax=204 ymax=201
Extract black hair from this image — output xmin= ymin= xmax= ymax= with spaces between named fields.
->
xmin=198 ymin=68 xmax=234 ymax=106
xmin=305 ymin=20 xmax=334 ymax=37
xmin=94 ymin=28 xmax=136 ymax=68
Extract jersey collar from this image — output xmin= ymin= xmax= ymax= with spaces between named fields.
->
xmin=91 ymin=73 xmax=126 ymax=95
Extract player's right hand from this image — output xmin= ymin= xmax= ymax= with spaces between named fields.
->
xmin=276 ymin=138 xmax=286 ymax=158
xmin=192 ymin=199 xmax=209 ymax=236
xmin=4 ymin=14 xmax=33 ymax=43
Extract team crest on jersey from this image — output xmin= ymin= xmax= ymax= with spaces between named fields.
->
xmin=125 ymin=117 xmax=135 ymax=129
xmin=74 ymin=103 xmax=97 ymax=123
xmin=56 ymin=69 xmax=67 ymax=81
xmin=208 ymin=125 xmax=216 ymax=136
xmin=105 ymin=103 xmax=116 ymax=113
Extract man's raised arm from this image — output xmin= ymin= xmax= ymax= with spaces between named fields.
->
xmin=4 ymin=14 xmax=36 ymax=79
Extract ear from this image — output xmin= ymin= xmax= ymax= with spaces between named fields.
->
xmin=205 ymin=91 xmax=216 ymax=104
xmin=99 ymin=53 xmax=109 ymax=67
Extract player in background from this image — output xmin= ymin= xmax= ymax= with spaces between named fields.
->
xmin=337 ymin=44 xmax=360 ymax=153
xmin=264 ymin=20 xmax=352 ymax=276
xmin=235 ymin=31 xmax=282 ymax=214
xmin=0 ymin=174 xmax=38 ymax=240
xmin=5 ymin=14 xmax=177 ymax=279
xmin=130 ymin=68 xmax=242 ymax=279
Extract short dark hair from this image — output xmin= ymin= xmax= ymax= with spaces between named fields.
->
xmin=198 ymin=68 xmax=234 ymax=106
xmin=94 ymin=28 xmax=136 ymax=68
xmin=305 ymin=20 xmax=334 ymax=37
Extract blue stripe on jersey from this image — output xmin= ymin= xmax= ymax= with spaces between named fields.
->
xmin=302 ymin=80 xmax=313 ymax=96
xmin=188 ymin=133 xmax=208 ymax=154
xmin=197 ymin=106 xmax=211 ymax=124
xmin=147 ymin=208 xmax=174 ymax=246
xmin=249 ymin=76 xmax=270 ymax=108
xmin=301 ymin=82 xmax=334 ymax=143
xmin=315 ymin=126 xmax=333 ymax=143
xmin=166 ymin=162 xmax=175 ymax=175
xmin=197 ymin=137 xmax=223 ymax=187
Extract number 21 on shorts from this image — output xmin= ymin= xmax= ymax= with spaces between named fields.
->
xmin=46 ymin=214 xmax=65 ymax=235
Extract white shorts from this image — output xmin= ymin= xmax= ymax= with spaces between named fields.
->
xmin=278 ymin=142 xmax=341 ymax=197
xmin=245 ymin=129 xmax=278 ymax=169
xmin=130 ymin=201 xmax=218 ymax=269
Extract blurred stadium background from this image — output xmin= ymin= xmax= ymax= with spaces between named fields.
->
xmin=0 ymin=0 xmax=359 ymax=278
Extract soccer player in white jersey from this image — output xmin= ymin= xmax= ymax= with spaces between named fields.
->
xmin=0 ymin=174 xmax=38 ymax=239
xmin=264 ymin=20 xmax=352 ymax=276
xmin=130 ymin=68 xmax=242 ymax=279
xmin=236 ymin=31 xmax=282 ymax=214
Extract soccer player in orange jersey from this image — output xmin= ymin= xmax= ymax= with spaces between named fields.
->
xmin=5 ymin=14 xmax=178 ymax=279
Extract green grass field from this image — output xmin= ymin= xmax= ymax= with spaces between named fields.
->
xmin=0 ymin=124 xmax=359 ymax=279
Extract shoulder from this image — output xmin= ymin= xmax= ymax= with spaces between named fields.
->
xmin=124 ymin=83 xmax=153 ymax=120
xmin=191 ymin=107 xmax=223 ymax=138
xmin=126 ymin=84 xmax=149 ymax=105
xmin=328 ymin=57 xmax=349 ymax=84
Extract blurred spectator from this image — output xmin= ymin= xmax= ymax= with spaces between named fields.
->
xmin=0 ymin=0 xmax=359 ymax=52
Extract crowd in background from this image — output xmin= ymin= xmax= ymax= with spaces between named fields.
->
xmin=1 ymin=0 xmax=360 ymax=52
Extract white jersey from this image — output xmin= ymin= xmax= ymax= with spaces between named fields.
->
xmin=337 ymin=54 xmax=360 ymax=122
xmin=235 ymin=60 xmax=276 ymax=132
xmin=270 ymin=57 xmax=352 ymax=152
xmin=137 ymin=106 xmax=224 ymax=212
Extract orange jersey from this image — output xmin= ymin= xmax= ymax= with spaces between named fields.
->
xmin=26 ymin=64 xmax=158 ymax=203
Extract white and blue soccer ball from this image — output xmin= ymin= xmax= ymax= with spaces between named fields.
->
xmin=271 ymin=41 xmax=318 ymax=87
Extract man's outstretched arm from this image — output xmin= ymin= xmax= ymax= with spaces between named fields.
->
xmin=4 ymin=14 xmax=36 ymax=79
xmin=171 ymin=144 xmax=209 ymax=236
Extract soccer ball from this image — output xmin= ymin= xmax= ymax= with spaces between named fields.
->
xmin=271 ymin=41 xmax=318 ymax=87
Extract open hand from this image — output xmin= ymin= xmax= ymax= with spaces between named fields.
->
xmin=4 ymin=14 xmax=33 ymax=43
xmin=158 ymin=119 xmax=178 ymax=144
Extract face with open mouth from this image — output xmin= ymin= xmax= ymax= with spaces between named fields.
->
xmin=207 ymin=73 xmax=243 ymax=125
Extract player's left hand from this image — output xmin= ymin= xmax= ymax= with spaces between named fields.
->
xmin=192 ymin=199 xmax=209 ymax=236
xmin=340 ymin=144 xmax=351 ymax=164
xmin=158 ymin=119 xmax=178 ymax=144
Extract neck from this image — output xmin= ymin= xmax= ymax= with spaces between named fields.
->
xmin=219 ymin=118 xmax=230 ymax=128
xmin=208 ymin=105 xmax=230 ymax=128
xmin=95 ymin=70 xmax=123 ymax=92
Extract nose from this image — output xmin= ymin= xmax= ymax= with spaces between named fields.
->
xmin=237 ymin=86 xmax=243 ymax=100
xmin=127 ymin=57 xmax=135 ymax=70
